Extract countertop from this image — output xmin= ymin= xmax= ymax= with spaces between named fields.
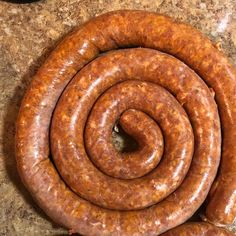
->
xmin=0 ymin=0 xmax=236 ymax=235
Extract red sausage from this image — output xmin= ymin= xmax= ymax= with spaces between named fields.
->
xmin=161 ymin=222 xmax=234 ymax=236
xmin=15 ymin=10 xmax=236 ymax=235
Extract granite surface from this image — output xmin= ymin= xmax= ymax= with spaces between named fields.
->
xmin=0 ymin=0 xmax=236 ymax=235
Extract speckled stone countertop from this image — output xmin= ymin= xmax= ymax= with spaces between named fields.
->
xmin=0 ymin=0 xmax=236 ymax=235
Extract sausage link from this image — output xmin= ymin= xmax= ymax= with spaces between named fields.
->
xmin=161 ymin=222 xmax=234 ymax=236
xmin=15 ymin=10 xmax=236 ymax=235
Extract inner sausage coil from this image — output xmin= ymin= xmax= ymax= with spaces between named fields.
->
xmin=16 ymin=10 xmax=236 ymax=235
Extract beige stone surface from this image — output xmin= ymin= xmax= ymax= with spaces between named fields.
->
xmin=0 ymin=0 xmax=235 ymax=235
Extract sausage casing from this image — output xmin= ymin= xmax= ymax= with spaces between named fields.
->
xmin=16 ymin=10 xmax=236 ymax=235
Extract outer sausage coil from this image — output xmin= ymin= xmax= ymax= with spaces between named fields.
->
xmin=16 ymin=10 xmax=236 ymax=235
xmin=162 ymin=223 xmax=234 ymax=235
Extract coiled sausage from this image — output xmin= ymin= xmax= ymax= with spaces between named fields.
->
xmin=15 ymin=10 xmax=236 ymax=235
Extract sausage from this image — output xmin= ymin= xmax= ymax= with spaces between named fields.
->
xmin=15 ymin=10 xmax=236 ymax=235
xmin=51 ymin=49 xmax=218 ymax=213
xmin=161 ymin=222 xmax=234 ymax=236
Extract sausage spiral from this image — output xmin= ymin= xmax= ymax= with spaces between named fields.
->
xmin=15 ymin=10 xmax=236 ymax=235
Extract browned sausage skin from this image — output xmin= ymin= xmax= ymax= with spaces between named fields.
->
xmin=161 ymin=222 xmax=234 ymax=236
xmin=15 ymin=10 xmax=236 ymax=235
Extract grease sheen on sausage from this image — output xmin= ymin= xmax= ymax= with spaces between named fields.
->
xmin=15 ymin=10 xmax=236 ymax=235
xmin=161 ymin=223 xmax=234 ymax=236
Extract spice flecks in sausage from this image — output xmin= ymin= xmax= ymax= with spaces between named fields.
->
xmin=15 ymin=10 xmax=236 ymax=235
